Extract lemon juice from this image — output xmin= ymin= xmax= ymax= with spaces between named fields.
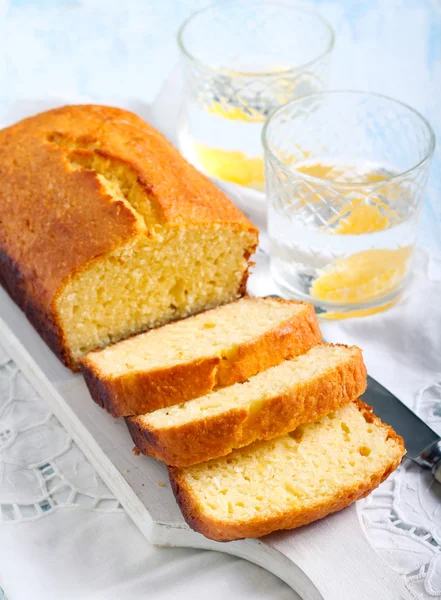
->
xmin=268 ymin=160 xmax=418 ymax=313
xmin=178 ymin=98 xmax=267 ymax=190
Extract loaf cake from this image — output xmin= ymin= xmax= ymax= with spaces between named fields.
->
xmin=169 ymin=401 xmax=405 ymax=541
xmin=0 ymin=105 xmax=258 ymax=370
xmin=81 ymin=297 xmax=321 ymax=417
xmin=127 ymin=344 xmax=366 ymax=466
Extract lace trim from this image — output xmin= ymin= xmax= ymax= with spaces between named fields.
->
xmin=0 ymin=346 xmax=123 ymax=527
xmin=361 ymin=381 xmax=441 ymax=599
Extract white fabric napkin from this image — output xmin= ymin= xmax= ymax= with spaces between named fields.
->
xmin=0 ymin=508 xmax=295 ymax=600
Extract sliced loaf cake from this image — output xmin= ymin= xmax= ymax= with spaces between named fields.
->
xmin=81 ymin=297 xmax=321 ymax=417
xmin=127 ymin=344 xmax=366 ymax=466
xmin=169 ymin=401 xmax=405 ymax=541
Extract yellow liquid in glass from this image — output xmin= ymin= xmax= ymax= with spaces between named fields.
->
xmin=192 ymin=103 xmax=266 ymax=190
xmin=269 ymin=161 xmax=414 ymax=317
xmin=296 ymin=162 xmax=411 ymax=313
xmin=193 ymin=144 xmax=265 ymax=190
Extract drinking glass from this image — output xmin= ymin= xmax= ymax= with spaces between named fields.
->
xmin=263 ymin=91 xmax=435 ymax=317
xmin=177 ymin=2 xmax=334 ymax=190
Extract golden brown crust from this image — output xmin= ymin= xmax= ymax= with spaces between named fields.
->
xmin=0 ymin=105 xmax=257 ymax=369
xmin=126 ymin=344 xmax=367 ymax=466
xmin=216 ymin=301 xmax=321 ymax=387
xmin=0 ymin=249 xmax=71 ymax=367
xmin=168 ymin=400 xmax=405 ymax=541
xmin=127 ymin=406 xmax=249 ymax=464
xmin=83 ymin=356 xmax=221 ymax=416
xmin=352 ymin=398 xmax=405 ymax=452
xmin=81 ymin=299 xmax=321 ymax=417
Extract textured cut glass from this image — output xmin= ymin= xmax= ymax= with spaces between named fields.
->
xmin=177 ymin=3 xmax=333 ymax=190
xmin=264 ymin=92 xmax=435 ymax=316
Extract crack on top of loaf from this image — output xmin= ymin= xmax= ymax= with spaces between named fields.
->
xmin=46 ymin=131 xmax=160 ymax=227
xmin=47 ymin=131 xmax=102 ymax=150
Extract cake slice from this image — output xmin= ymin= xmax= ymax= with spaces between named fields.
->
xmin=127 ymin=344 xmax=366 ymax=466
xmin=81 ymin=297 xmax=321 ymax=417
xmin=169 ymin=401 xmax=405 ymax=541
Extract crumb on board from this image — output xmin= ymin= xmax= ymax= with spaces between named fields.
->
xmin=125 ymin=469 xmax=130 ymax=473
xmin=133 ymin=447 xmax=140 ymax=456
xmin=158 ymin=481 xmax=165 ymax=487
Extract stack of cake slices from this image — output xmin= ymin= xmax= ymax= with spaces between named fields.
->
xmin=81 ymin=297 xmax=405 ymax=542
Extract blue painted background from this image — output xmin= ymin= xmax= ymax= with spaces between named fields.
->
xmin=0 ymin=0 xmax=439 ymax=252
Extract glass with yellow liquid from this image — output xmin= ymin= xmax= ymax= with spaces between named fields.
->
xmin=263 ymin=91 xmax=435 ymax=317
xmin=177 ymin=2 xmax=334 ymax=190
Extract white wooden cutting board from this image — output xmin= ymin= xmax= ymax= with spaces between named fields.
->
xmin=0 ymin=89 xmax=415 ymax=599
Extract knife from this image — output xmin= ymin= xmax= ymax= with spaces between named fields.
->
xmin=362 ymin=376 xmax=441 ymax=483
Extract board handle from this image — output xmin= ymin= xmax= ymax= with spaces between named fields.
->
xmin=264 ymin=504 xmax=416 ymax=600
xmin=149 ymin=504 xmax=415 ymax=600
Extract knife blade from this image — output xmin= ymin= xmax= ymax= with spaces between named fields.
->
xmin=362 ymin=375 xmax=441 ymax=483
